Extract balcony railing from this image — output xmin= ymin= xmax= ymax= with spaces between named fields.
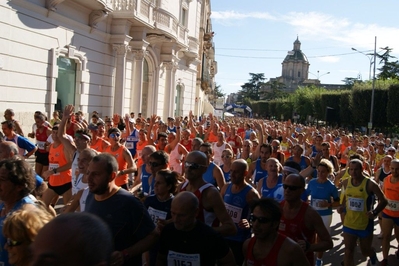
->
xmin=107 ymin=0 xmax=190 ymax=47
xmin=108 ymin=0 xmax=136 ymax=11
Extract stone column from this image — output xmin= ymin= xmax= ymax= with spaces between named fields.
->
xmin=112 ymin=44 xmax=131 ymax=115
xmin=163 ymin=62 xmax=175 ymax=119
xmin=131 ymin=50 xmax=146 ymax=114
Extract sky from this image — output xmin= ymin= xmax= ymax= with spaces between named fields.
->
xmin=210 ymin=0 xmax=399 ymax=95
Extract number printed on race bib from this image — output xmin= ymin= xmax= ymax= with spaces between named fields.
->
xmin=125 ymin=142 xmax=134 ymax=149
xmin=167 ymin=251 xmax=200 ymax=266
xmin=348 ymin=197 xmax=364 ymax=212
xmin=49 ymin=163 xmax=60 ymax=175
xmin=148 ymin=207 xmax=167 ymax=224
xmin=386 ymin=199 xmax=399 ymax=211
xmin=224 ymin=203 xmax=243 ymax=223
xmin=37 ymin=141 xmax=46 ymax=150
xmin=312 ymin=199 xmax=328 ymax=210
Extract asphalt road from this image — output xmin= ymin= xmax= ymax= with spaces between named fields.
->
xmin=322 ymin=210 xmax=398 ymax=266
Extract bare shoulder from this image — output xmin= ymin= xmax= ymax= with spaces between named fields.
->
xmin=304 ymin=204 xmax=323 ymax=227
xmin=278 ymin=237 xmax=309 ymax=265
xmin=202 ymin=185 xmax=223 ymax=206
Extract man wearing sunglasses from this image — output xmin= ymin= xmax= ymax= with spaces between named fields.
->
xmin=179 ymin=151 xmax=236 ymax=237
xmin=279 ymin=173 xmax=333 ymax=266
xmin=105 ymin=127 xmax=137 ymax=190
xmin=243 ymin=198 xmax=310 ymax=266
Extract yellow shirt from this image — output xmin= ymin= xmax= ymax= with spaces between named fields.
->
xmin=343 ymin=176 xmax=371 ymax=230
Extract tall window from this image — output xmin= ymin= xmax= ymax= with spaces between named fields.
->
xmin=55 ymin=57 xmax=76 ymax=112
xmin=181 ymin=8 xmax=188 ymax=27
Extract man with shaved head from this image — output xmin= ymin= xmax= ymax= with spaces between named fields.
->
xmin=221 ymin=159 xmax=260 ymax=265
xmin=0 ymin=141 xmax=48 ymax=199
xmin=179 ymin=151 xmax=236 ymax=237
xmin=279 ymin=173 xmax=333 ymax=265
xmin=157 ymin=191 xmax=236 ymax=266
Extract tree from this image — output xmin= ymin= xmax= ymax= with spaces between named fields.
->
xmin=213 ymin=83 xmax=225 ymax=98
xmin=342 ymin=77 xmax=362 ymax=89
xmin=240 ymin=73 xmax=267 ymax=101
xmin=377 ymin=46 xmax=399 ymax=80
xmin=263 ymin=80 xmax=287 ymax=100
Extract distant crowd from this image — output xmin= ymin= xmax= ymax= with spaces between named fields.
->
xmin=0 ymin=106 xmax=398 ymax=266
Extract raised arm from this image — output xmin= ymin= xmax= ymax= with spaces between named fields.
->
xmin=57 ymin=105 xmax=77 ymax=155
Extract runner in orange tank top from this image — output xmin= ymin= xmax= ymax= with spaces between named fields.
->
xmin=89 ymin=122 xmax=110 ymax=152
xmin=135 ymin=129 xmax=149 ymax=168
xmin=381 ymin=159 xmax=399 ymax=265
xmin=105 ymin=128 xmax=137 ymax=189
xmin=41 ymin=125 xmax=73 ymax=210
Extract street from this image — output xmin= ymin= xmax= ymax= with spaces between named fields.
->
xmin=323 ymin=210 xmax=398 ymax=266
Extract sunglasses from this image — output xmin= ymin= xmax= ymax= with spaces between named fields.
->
xmin=283 ymin=184 xmax=303 ymax=191
xmin=221 ymin=155 xmax=232 ymax=158
xmin=185 ymin=162 xmax=207 ymax=169
xmin=250 ymin=214 xmax=272 ymax=224
xmin=148 ymin=161 xmax=162 ymax=168
xmin=6 ymin=238 xmax=22 ymax=247
xmin=109 ymin=133 xmax=121 ymax=138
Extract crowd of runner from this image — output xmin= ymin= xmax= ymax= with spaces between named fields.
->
xmin=0 ymin=106 xmax=398 ymax=266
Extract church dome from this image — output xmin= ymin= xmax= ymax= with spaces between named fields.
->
xmin=283 ymin=37 xmax=309 ymax=63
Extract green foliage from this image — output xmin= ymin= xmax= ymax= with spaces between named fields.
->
xmin=387 ymin=84 xmax=399 ymax=125
xmin=377 ymin=46 xmax=399 ymax=80
xmin=291 ymin=85 xmax=327 ymax=118
xmin=263 ymin=80 xmax=287 ymax=100
xmin=240 ymin=73 xmax=267 ymax=101
xmin=342 ymin=77 xmax=362 ymax=89
xmin=320 ymin=92 xmax=342 ymax=123
xmin=213 ymin=83 xmax=225 ymax=98
xmin=339 ymin=91 xmax=353 ymax=126
xmin=245 ymin=79 xmax=399 ymax=130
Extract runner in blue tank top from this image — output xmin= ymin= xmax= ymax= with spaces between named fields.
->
xmin=247 ymin=144 xmax=272 ymax=185
xmin=221 ymin=159 xmax=260 ymax=265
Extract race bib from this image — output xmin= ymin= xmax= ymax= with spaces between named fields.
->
xmin=386 ymin=199 xmax=399 ymax=211
xmin=148 ymin=207 xmax=167 ymax=224
xmin=312 ymin=199 xmax=328 ymax=210
xmin=224 ymin=203 xmax=243 ymax=223
xmin=49 ymin=163 xmax=60 ymax=175
xmin=281 ymin=146 xmax=288 ymax=151
xmin=348 ymin=197 xmax=364 ymax=212
xmin=228 ymin=141 xmax=235 ymax=147
xmin=167 ymin=251 xmax=200 ymax=266
xmin=37 ymin=141 xmax=46 ymax=150
xmin=125 ymin=142 xmax=134 ymax=149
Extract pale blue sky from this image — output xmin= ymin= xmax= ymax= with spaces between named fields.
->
xmin=211 ymin=0 xmax=399 ymax=95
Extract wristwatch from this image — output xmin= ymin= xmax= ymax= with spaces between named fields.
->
xmin=372 ymin=210 xmax=378 ymax=216
xmin=53 ymin=168 xmax=57 ymax=174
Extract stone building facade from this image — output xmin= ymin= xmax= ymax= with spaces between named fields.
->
xmin=0 ymin=0 xmax=216 ymax=132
